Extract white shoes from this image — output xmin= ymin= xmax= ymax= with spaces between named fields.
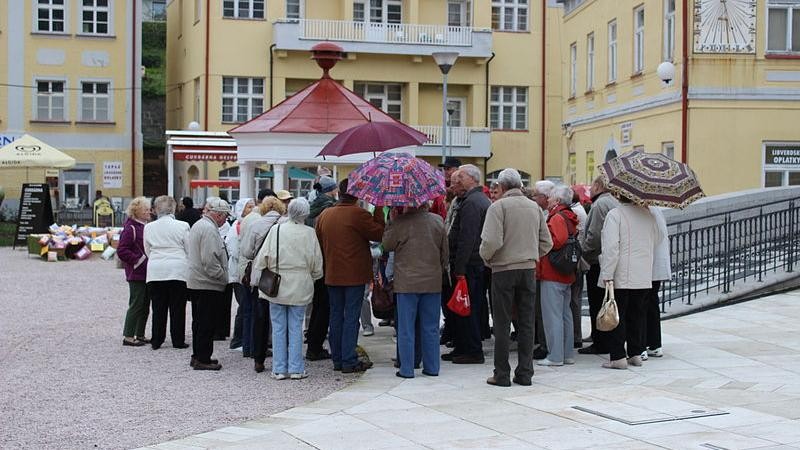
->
xmin=564 ymin=358 xmax=575 ymax=365
xmin=647 ymin=347 xmax=663 ymax=357
xmin=290 ymin=371 xmax=308 ymax=380
xmin=536 ymin=358 xmax=564 ymax=367
xmin=640 ymin=351 xmax=649 ymax=361
xmin=271 ymin=373 xmax=288 ymax=380
xmin=362 ymin=328 xmax=375 ymax=337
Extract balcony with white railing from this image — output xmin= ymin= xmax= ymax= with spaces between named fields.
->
xmin=412 ymin=125 xmax=491 ymax=158
xmin=274 ymin=19 xmax=493 ymax=58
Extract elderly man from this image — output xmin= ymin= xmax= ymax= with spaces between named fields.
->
xmin=316 ymin=178 xmax=385 ymax=373
xmin=443 ymin=164 xmax=491 ymax=365
xmin=439 ymin=168 xmax=463 ymax=348
xmin=186 ymin=198 xmax=231 ymax=370
xmin=480 ymin=169 xmax=552 ymax=386
xmin=578 ymin=176 xmax=620 ymax=355
xmin=431 ymin=157 xmax=462 ymax=220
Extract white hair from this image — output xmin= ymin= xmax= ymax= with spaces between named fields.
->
xmin=153 ymin=195 xmax=176 ymax=217
xmin=204 ymin=196 xmax=220 ymax=208
xmin=459 ymin=164 xmax=482 ymax=184
xmin=550 ymin=184 xmax=574 ymax=206
xmin=287 ymin=197 xmax=310 ymax=223
xmin=497 ymin=168 xmax=522 ymax=190
xmin=534 ymin=180 xmax=556 ymax=197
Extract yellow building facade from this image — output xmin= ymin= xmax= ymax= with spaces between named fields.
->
xmin=0 ymin=0 xmax=143 ymax=207
xmin=166 ymin=0 xmax=565 ymax=201
xmin=557 ymin=0 xmax=800 ymax=195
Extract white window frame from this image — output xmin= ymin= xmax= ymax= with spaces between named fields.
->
xmin=61 ymin=165 xmax=94 ymax=208
xmin=221 ymin=77 xmax=265 ymax=123
xmin=663 ymin=0 xmax=676 ymax=61
xmin=661 ymin=141 xmax=675 ymax=159
xmin=353 ymin=82 xmax=403 ymax=120
xmin=34 ymin=0 xmax=68 ymax=34
xmin=222 ymin=0 xmax=265 ymax=19
xmin=490 ymin=86 xmax=528 ymax=130
xmin=286 ymin=0 xmax=304 ymax=19
xmin=80 ymin=0 xmax=113 ymax=36
xmin=194 ymin=0 xmax=201 ymax=23
xmin=79 ymin=79 xmax=113 ymax=123
xmin=491 ymin=0 xmax=529 ymax=32
xmin=448 ymin=0 xmax=472 ymax=27
xmin=586 ymin=33 xmax=595 ymax=92
xmin=33 ymin=77 xmax=68 ymax=122
xmin=766 ymin=1 xmax=800 ymax=54
xmin=608 ymin=20 xmax=618 ymax=83
xmin=353 ymin=0 xmax=402 ymax=24
xmin=447 ymin=97 xmax=466 ymax=127
xmin=634 ymin=5 xmax=646 ymax=74
xmin=487 ymin=169 xmax=531 ymax=186
xmin=569 ymin=42 xmax=577 ymax=97
xmin=218 ymin=167 xmax=241 ymax=202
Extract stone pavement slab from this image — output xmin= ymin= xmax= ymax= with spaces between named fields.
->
xmin=151 ymin=290 xmax=800 ymax=450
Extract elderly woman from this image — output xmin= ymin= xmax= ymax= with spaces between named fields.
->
xmin=382 ymin=204 xmax=448 ymax=378
xmin=226 ymin=198 xmax=255 ymax=350
xmin=143 ymin=196 xmax=190 ymax=350
xmin=254 ymin=198 xmax=323 ymax=380
xmin=600 ymin=195 xmax=662 ymax=369
xmin=118 ymin=197 xmax=152 ymax=347
xmin=536 ymin=184 xmax=579 ymax=367
xmin=241 ymin=196 xmax=286 ymax=373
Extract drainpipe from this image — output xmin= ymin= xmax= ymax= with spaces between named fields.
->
xmin=130 ymin=0 xmax=137 ymax=197
xmin=204 ymin=0 xmax=210 ymax=130
xmin=484 ymin=52 xmax=495 ymax=127
xmin=540 ymin=2 xmax=546 ymax=180
xmin=269 ymin=43 xmax=276 ymax=107
xmin=680 ymin=0 xmax=689 ymax=164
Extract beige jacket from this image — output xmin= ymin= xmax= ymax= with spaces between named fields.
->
xmin=599 ymin=203 xmax=663 ymax=289
xmin=479 ymin=189 xmax=553 ymax=273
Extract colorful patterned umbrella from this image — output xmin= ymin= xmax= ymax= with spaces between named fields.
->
xmin=347 ymin=152 xmax=445 ymax=207
xmin=598 ymin=150 xmax=705 ymax=209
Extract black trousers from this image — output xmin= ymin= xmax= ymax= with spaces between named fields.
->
xmin=608 ymin=288 xmax=649 ymax=361
xmin=148 ymin=280 xmax=187 ymax=348
xmin=482 ymin=268 xmax=492 ymax=339
xmin=586 ymin=264 xmax=609 ymax=351
xmin=643 ymin=281 xmax=663 ymax=350
xmin=534 ymin=280 xmax=546 ymax=352
xmin=189 ymin=289 xmax=221 ymax=364
xmin=251 ymin=288 xmax=272 ymax=364
xmin=440 ymin=275 xmax=456 ymax=342
xmin=306 ymin=278 xmax=330 ymax=353
xmin=453 ymin=264 xmax=486 ymax=357
xmin=230 ymin=283 xmax=246 ymax=348
xmin=214 ymin=283 xmax=233 ymax=339
xmin=492 ymin=269 xmax=536 ymax=383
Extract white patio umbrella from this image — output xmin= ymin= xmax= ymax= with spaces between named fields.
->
xmin=0 ymin=134 xmax=76 ymax=180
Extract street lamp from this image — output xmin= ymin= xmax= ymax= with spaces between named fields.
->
xmin=657 ymin=61 xmax=676 ymax=85
xmin=432 ymin=52 xmax=459 ymax=164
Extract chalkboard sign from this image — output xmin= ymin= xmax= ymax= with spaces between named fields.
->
xmin=14 ymin=183 xmax=54 ymax=247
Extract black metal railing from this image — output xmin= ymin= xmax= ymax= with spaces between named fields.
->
xmin=661 ymin=198 xmax=798 ymax=310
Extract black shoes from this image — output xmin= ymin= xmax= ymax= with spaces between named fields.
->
xmin=123 ymin=338 xmax=146 ymax=347
xmin=486 ymin=376 xmax=511 ymax=387
xmin=173 ymin=343 xmax=189 ymax=349
xmin=342 ymin=361 xmax=373 ymax=373
xmin=254 ymin=362 xmax=265 ymax=373
xmin=533 ymin=348 xmax=548 ymax=360
xmin=513 ymin=376 xmax=532 ymax=386
xmin=441 ymin=351 xmax=458 ymax=361
xmin=306 ymin=349 xmax=331 ymax=361
xmin=452 ymin=354 xmax=485 ymax=364
xmin=577 ymin=345 xmax=608 ymax=355
xmin=190 ymin=357 xmax=220 ymax=370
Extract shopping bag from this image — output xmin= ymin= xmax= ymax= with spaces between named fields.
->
xmin=370 ymin=273 xmax=395 ymax=320
xmin=447 ymin=276 xmax=471 ymax=317
xmin=596 ymin=281 xmax=619 ymax=331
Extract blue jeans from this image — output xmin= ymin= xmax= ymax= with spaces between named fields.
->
xmin=327 ymin=285 xmax=365 ymax=369
xmin=397 ymin=293 xmax=441 ymax=377
xmin=270 ymin=303 xmax=306 ymax=375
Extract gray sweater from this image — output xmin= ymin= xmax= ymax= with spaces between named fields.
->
xmin=186 ymin=216 xmax=229 ymax=292
xmin=580 ymin=192 xmax=619 ymax=265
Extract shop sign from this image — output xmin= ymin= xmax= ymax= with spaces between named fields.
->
xmin=103 ymin=161 xmax=123 ymax=189
xmin=765 ymin=146 xmax=800 ymax=166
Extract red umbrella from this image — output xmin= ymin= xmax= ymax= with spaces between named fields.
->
xmin=317 ymin=121 xmax=428 ymax=157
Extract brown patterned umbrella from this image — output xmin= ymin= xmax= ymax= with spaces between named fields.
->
xmin=598 ymin=150 xmax=704 ymax=209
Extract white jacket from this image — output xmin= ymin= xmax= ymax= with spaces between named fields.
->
xmin=225 ymin=220 xmax=242 ymax=283
xmin=599 ymin=203 xmax=663 ymax=289
xmin=253 ymin=221 xmax=323 ymax=306
xmin=650 ymin=207 xmax=672 ymax=282
xmin=144 ymin=215 xmax=190 ymax=282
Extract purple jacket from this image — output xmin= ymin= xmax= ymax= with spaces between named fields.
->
xmin=117 ymin=218 xmax=148 ymax=281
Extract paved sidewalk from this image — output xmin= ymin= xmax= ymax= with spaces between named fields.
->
xmin=146 ymin=290 xmax=800 ymax=450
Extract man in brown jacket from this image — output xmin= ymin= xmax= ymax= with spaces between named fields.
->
xmin=316 ymin=178 xmax=385 ymax=373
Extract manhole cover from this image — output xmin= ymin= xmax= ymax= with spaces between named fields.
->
xmin=572 ymin=406 xmax=728 ymax=425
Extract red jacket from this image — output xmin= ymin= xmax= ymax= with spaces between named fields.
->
xmin=537 ymin=205 xmax=579 ymax=284
xmin=430 ymin=195 xmax=447 ymax=220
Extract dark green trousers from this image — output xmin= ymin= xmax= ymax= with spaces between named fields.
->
xmin=123 ymin=281 xmax=150 ymax=338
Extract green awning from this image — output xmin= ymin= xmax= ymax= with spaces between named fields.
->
xmin=254 ymin=167 xmax=316 ymax=180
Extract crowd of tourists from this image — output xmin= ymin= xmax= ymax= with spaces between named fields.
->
xmin=116 ymin=158 xmax=670 ymax=384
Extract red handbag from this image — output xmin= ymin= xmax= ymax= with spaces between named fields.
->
xmin=447 ymin=276 xmax=471 ymax=317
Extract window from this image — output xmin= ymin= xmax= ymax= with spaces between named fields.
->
xmin=767 ymin=1 xmax=800 ymax=53
xmin=661 ymin=141 xmax=675 ymax=159
xmin=562 ymin=0 xmax=586 ymax=14
xmin=219 ymin=167 xmax=240 ymax=202
xmin=448 ymin=0 xmax=471 ymax=27
xmin=286 ymin=0 xmax=303 ymax=19
xmin=193 ymin=77 xmax=201 ymax=122
xmin=487 ymin=169 xmax=531 ymax=187
xmin=81 ymin=0 xmax=110 ymax=34
xmin=353 ymin=0 xmax=402 ymax=23
xmin=663 ymin=0 xmax=675 ymax=61
xmin=586 ymin=33 xmax=595 ymax=91
xmin=194 ymin=0 xmax=201 ymax=23
xmin=36 ymin=0 xmax=66 ymax=33
xmin=353 ymin=1 xmax=365 ymax=21
xmin=447 ymin=98 xmax=465 ymax=127
xmin=634 ymin=6 xmax=645 ymax=73
xmin=36 ymin=80 xmax=66 ymax=121
xmin=221 ymin=77 xmax=264 ymax=123
xmin=608 ymin=20 xmax=618 ymax=82
xmin=353 ymin=83 xmax=402 ymax=120
xmin=63 ymin=168 xmax=93 ymax=208
xmin=633 ymin=145 xmax=645 ymax=152
xmin=223 ymin=0 xmax=264 ymax=19
xmin=491 ymin=0 xmax=528 ymax=31
xmin=80 ymin=82 xmax=110 ymax=122
xmin=569 ymin=43 xmax=577 ymax=97
xmin=490 ymin=86 xmax=527 ymax=130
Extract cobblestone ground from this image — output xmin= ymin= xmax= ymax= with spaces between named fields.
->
xmin=0 ymin=248 xmax=352 ymax=449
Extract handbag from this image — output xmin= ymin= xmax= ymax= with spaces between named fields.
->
xmin=447 ymin=276 xmax=471 ymax=317
xmin=596 ymin=281 xmax=619 ymax=331
xmin=370 ymin=273 xmax=395 ymax=320
xmin=257 ymin=225 xmax=281 ymax=297
xmin=242 ymin=225 xmax=270 ymax=288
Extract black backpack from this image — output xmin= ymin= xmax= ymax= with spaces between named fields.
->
xmin=547 ymin=211 xmax=582 ymax=275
